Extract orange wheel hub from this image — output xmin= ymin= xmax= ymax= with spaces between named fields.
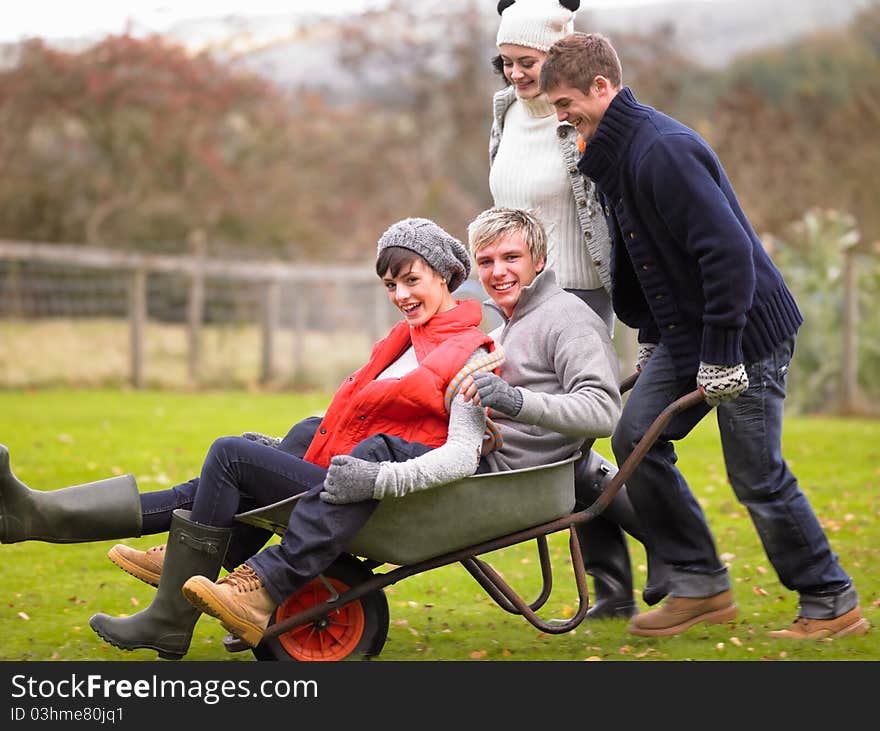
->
xmin=276 ymin=577 xmax=366 ymax=661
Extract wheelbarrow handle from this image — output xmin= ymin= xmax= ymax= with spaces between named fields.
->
xmin=619 ymin=371 xmax=639 ymax=395
xmin=579 ymin=386 xmax=705 ymax=522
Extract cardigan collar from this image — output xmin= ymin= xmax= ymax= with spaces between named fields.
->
xmin=576 ymin=86 xmax=653 ymax=190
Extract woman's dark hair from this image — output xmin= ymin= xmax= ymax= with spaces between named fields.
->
xmin=375 ymin=246 xmax=429 ymax=279
xmin=491 ymin=54 xmax=511 ymax=86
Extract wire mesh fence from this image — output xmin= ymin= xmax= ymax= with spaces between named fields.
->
xmin=0 ymin=241 xmax=402 ymax=391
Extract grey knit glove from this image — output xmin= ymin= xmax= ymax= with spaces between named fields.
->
xmin=319 ymin=455 xmax=382 ymax=504
xmin=241 ymin=431 xmax=282 ymax=449
xmin=636 ymin=343 xmax=658 ymax=373
xmin=472 ymin=372 xmax=523 ymax=417
xmin=697 ymin=362 xmax=749 ymax=407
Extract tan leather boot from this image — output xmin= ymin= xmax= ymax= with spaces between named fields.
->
xmin=107 ymin=543 xmax=165 ymax=587
xmin=182 ymin=564 xmax=276 ymax=647
xmin=768 ymin=606 xmax=870 ymax=639
xmin=629 ymin=590 xmax=737 ymax=637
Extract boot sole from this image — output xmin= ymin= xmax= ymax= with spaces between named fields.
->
xmin=768 ymin=617 xmax=871 ymax=640
xmin=835 ymin=618 xmax=871 ymax=637
xmin=107 ymin=545 xmax=161 ymax=588
xmin=88 ymin=616 xmax=184 ymax=660
xmin=628 ymin=604 xmax=738 ymax=637
xmin=182 ymin=578 xmax=265 ymax=648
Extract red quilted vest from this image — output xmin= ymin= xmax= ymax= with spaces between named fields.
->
xmin=303 ymin=299 xmax=493 ymax=468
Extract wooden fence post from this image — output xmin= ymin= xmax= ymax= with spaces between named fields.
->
xmin=372 ymin=284 xmax=388 ymax=346
xmin=841 ymin=246 xmax=859 ymax=412
xmin=292 ymin=292 xmax=305 ymax=379
xmin=3 ymin=260 xmax=23 ymax=317
xmin=129 ymin=268 xmax=147 ymax=389
xmin=261 ymin=279 xmax=281 ymax=384
xmin=187 ymin=231 xmax=206 ymax=385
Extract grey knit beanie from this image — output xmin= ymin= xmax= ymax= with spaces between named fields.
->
xmin=376 ymin=218 xmax=470 ymax=292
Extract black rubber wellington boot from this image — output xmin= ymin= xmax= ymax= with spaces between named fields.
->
xmin=574 ymin=450 xmax=671 ymax=611
xmin=89 ymin=509 xmax=232 ymax=660
xmin=0 ymin=444 xmax=142 ymax=544
xmin=576 ymin=516 xmax=639 ymax=620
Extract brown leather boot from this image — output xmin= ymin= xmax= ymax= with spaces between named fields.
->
xmin=182 ymin=564 xmax=276 ymax=647
xmin=768 ymin=606 xmax=870 ymax=639
xmin=107 ymin=543 xmax=165 ymax=587
xmin=629 ymin=590 xmax=737 ymax=637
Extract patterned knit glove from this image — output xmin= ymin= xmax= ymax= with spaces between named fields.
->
xmin=319 ymin=455 xmax=382 ymax=504
xmin=472 ymin=372 xmax=523 ymax=417
xmin=636 ymin=343 xmax=658 ymax=373
xmin=697 ymin=362 xmax=749 ymax=407
xmin=241 ymin=431 xmax=282 ymax=449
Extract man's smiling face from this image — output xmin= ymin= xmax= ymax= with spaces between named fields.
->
xmin=546 ymin=79 xmax=615 ymax=143
xmin=475 ymin=230 xmax=544 ymax=318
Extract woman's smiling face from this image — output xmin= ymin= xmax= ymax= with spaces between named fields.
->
xmin=382 ymin=257 xmax=454 ymax=327
xmin=498 ymin=44 xmax=547 ymax=100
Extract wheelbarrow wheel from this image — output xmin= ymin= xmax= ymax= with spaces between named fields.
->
xmin=253 ymin=554 xmax=389 ymax=662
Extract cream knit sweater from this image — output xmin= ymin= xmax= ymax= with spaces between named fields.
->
xmin=489 ymin=94 xmax=602 ymax=291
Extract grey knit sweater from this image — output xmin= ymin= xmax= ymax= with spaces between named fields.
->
xmin=373 ymin=270 xmax=621 ymax=498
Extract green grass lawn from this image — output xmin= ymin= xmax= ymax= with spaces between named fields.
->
xmin=1 ymin=389 xmax=877 ymax=662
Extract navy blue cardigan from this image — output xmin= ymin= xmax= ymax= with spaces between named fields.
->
xmin=577 ymin=87 xmax=802 ymax=376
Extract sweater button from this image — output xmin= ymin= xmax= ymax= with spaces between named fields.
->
xmin=629 ymin=232 xmax=635 ymax=239
xmin=604 ymin=205 xmax=611 ymax=215
xmin=583 ymin=230 xmax=592 ymax=240
xmin=568 ymin=166 xmax=578 ymax=174
xmin=592 ymin=259 xmax=602 ymax=266
xmin=577 ymin=199 xmax=587 ymax=207
xmin=667 ymin=324 xmax=677 ymax=331
xmin=319 ymin=428 xmax=327 ymax=434
xmin=655 ymin=293 xmax=665 ymax=300
xmin=359 ymin=415 xmax=365 ymax=420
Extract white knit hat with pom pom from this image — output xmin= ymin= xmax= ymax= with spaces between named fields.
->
xmin=496 ymin=0 xmax=580 ymax=53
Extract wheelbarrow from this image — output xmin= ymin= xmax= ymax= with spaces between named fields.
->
xmin=225 ymin=377 xmax=704 ymax=661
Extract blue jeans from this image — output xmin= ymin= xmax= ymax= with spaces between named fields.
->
xmin=139 ymin=417 xmax=326 ymax=569
xmin=611 ymin=337 xmax=858 ymax=619
xmin=139 ymin=417 xmax=432 ymax=595
xmin=246 ymin=431 xmax=432 ymax=604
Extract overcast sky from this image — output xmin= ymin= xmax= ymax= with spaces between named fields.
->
xmin=2 ymin=1 xmax=721 ymax=43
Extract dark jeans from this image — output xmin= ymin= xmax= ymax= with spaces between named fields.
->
xmin=611 ymin=337 xmax=858 ymax=618
xmin=139 ymin=417 xmax=325 ymax=568
xmin=245 ymin=431 xmax=432 ymax=604
xmin=139 ymin=417 xmax=432 ymax=598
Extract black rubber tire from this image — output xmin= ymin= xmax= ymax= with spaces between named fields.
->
xmin=252 ymin=554 xmax=389 ymax=662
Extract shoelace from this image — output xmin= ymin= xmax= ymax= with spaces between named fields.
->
xmin=219 ymin=564 xmax=262 ymax=592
